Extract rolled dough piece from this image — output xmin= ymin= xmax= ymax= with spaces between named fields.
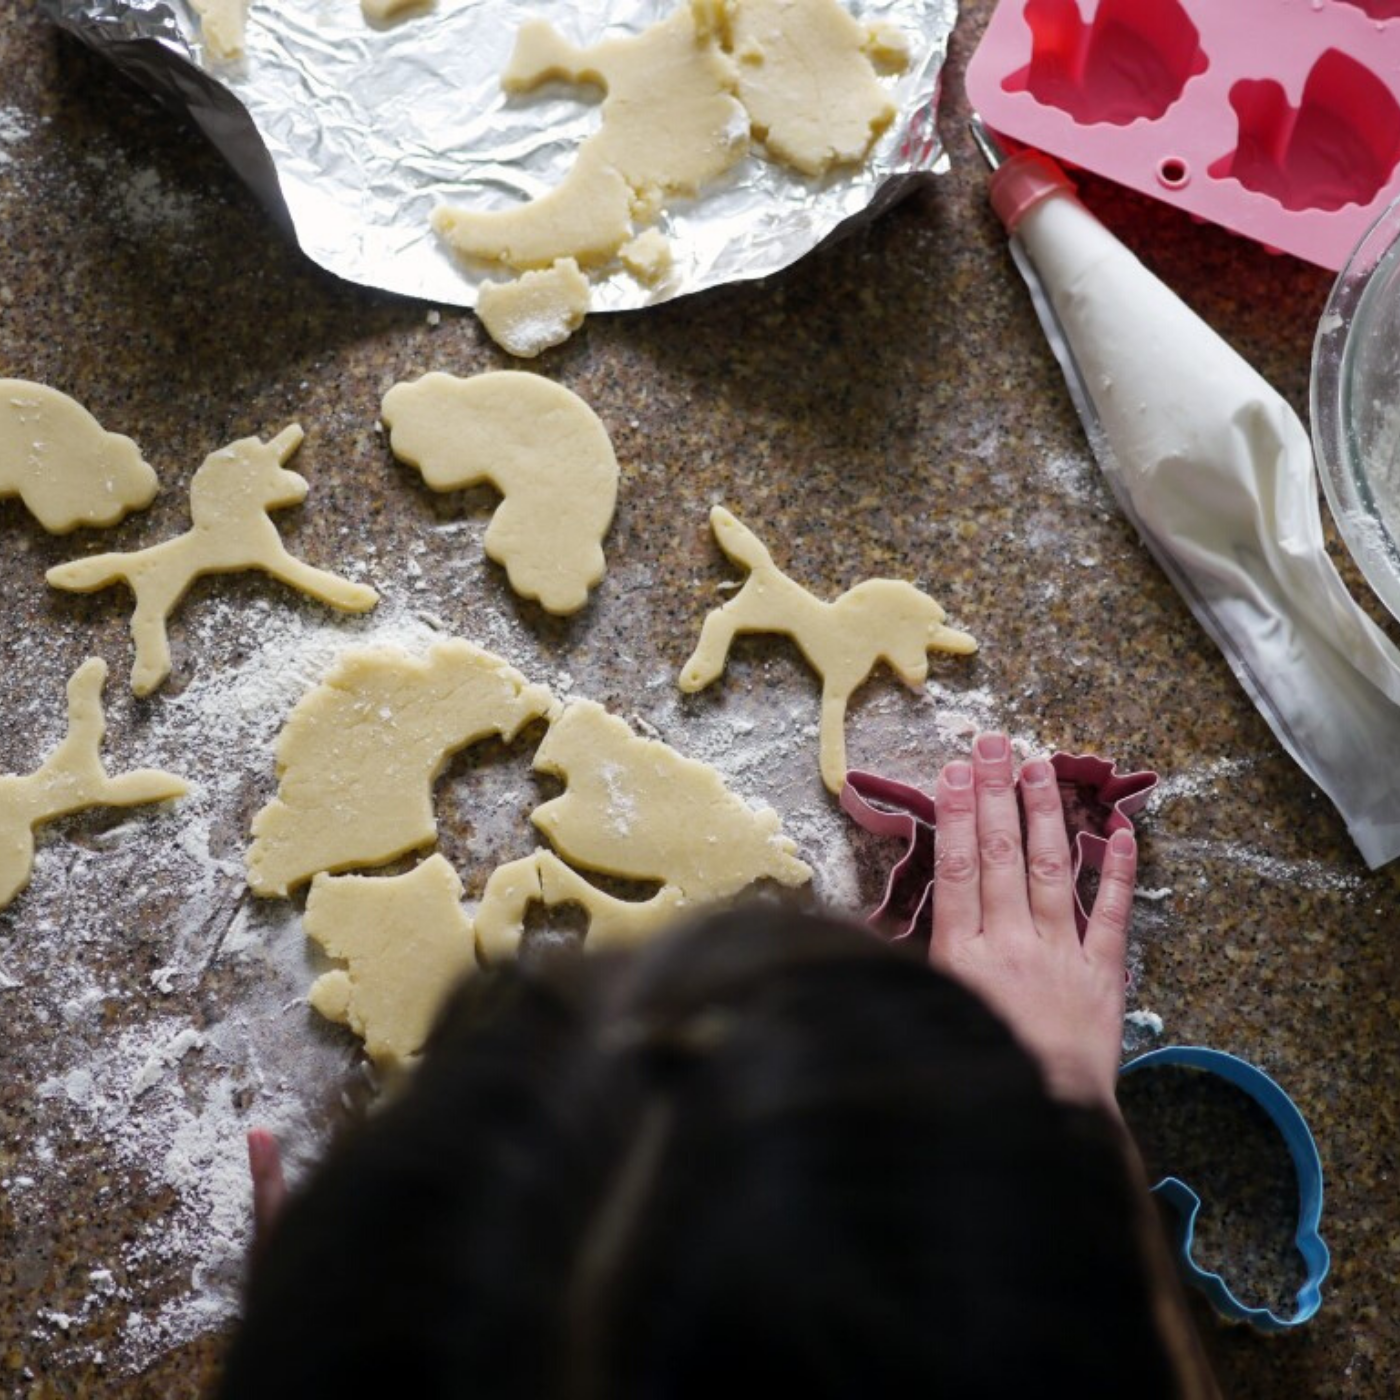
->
xmin=431 ymin=4 xmax=748 ymax=272
xmin=47 ymin=425 xmax=378 ymax=696
xmin=304 ymin=855 xmax=474 ymax=1070
xmin=531 ymin=698 xmax=812 ymax=894
xmin=729 ymin=0 xmax=903 ymax=176
xmin=474 ymin=849 xmax=688 ymax=964
xmin=247 ymin=639 xmax=556 ymax=896
xmin=0 ymin=659 xmax=187 ymax=909
xmin=189 ymin=0 xmax=251 ymax=61
xmin=0 ymin=380 xmax=158 ymax=533
xmin=380 ymin=371 xmax=618 ymax=615
xmin=476 ymin=259 xmax=591 ymax=359
xmin=679 ymin=506 xmax=977 ymax=792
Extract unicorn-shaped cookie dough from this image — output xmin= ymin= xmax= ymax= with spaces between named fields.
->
xmin=48 ymin=425 xmax=378 ymax=695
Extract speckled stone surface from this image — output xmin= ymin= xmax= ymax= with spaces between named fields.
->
xmin=1 ymin=0 xmax=1397 ymax=1394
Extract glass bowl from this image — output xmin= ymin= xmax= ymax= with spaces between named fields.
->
xmin=1312 ymin=193 xmax=1400 ymax=627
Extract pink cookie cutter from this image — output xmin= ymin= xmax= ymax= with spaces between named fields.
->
xmin=841 ymin=754 xmax=1158 ymax=942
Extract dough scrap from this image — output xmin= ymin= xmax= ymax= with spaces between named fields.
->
xmin=304 ymin=855 xmax=474 ymax=1070
xmin=381 ymin=371 xmax=618 ymax=615
xmin=361 ymin=0 xmax=429 ymax=22
xmin=47 ymin=425 xmax=379 ymax=696
xmin=432 ymin=3 xmax=748 ymax=273
xmin=189 ymin=0 xmax=251 ymax=61
xmin=679 ymin=506 xmax=977 ymax=792
xmin=476 ymin=259 xmax=592 ymax=359
xmin=474 ymin=849 xmax=688 ymax=964
xmin=620 ymin=228 xmax=674 ymax=284
xmin=0 ymin=659 xmax=187 ymax=909
xmin=532 ymin=697 xmax=812 ymax=894
xmin=729 ymin=0 xmax=903 ymax=176
xmin=247 ymin=639 xmax=556 ymax=896
xmin=0 ymin=380 xmax=158 ymax=533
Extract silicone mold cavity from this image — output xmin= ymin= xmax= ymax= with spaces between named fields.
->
xmin=1003 ymin=0 xmax=1207 ymax=127
xmin=967 ymin=0 xmax=1400 ymax=268
xmin=1337 ymin=1 xmax=1400 ymax=20
xmin=1212 ymin=52 xmax=1400 ymax=212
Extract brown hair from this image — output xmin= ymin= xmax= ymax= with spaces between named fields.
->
xmin=222 ymin=905 xmax=1185 ymax=1398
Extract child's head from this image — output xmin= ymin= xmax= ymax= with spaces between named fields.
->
xmin=222 ymin=905 xmax=1202 ymax=1398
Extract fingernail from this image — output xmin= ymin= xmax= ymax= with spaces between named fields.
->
xmin=1021 ymin=758 xmax=1051 ymax=787
xmin=944 ymin=760 xmax=973 ymax=789
xmin=1109 ymin=829 xmax=1136 ymax=856
xmin=975 ymin=733 xmax=1008 ymax=762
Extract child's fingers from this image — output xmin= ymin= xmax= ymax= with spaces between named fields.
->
xmin=931 ymin=759 xmax=981 ymax=959
xmin=1084 ymin=828 xmax=1137 ymax=972
xmin=1020 ymin=757 xmax=1078 ymax=944
xmin=248 ymin=1128 xmax=287 ymax=1252
xmin=971 ymin=733 xmax=1031 ymax=936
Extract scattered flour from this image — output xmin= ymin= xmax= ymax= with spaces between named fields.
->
xmin=2 ymin=459 xmax=1363 ymax=1383
xmin=8 ymin=549 xmax=1014 ymax=1375
xmin=1125 ymin=1008 xmax=1164 ymax=1035
xmin=0 ymin=105 xmax=35 ymax=167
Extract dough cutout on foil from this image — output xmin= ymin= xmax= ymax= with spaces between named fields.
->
xmin=381 ymin=371 xmax=618 ymax=614
xmin=679 ymin=506 xmax=977 ymax=793
xmin=730 ymin=0 xmax=906 ymax=176
xmin=437 ymin=0 xmax=906 ymax=354
xmin=433 ymin=2 xmax=748 ymax=276
xmin=47 ymin=426 xmax=379 ymax=696
xmin=247 ymin=639 xmax=555 ymax=897
xmin=189 ymin=0 xmax=251 ymax=61
xmin=304 ymin=854 xmax=474 ymax=1071
xmin=0 ymin=380 xmax=158 ymax=533
xmin=191 ymin=0 xmax=429 ymax=60
xmin=0 ymin=659 xmax=187 ymax=910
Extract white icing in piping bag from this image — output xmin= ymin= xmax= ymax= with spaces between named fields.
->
xmin=972 ymin=119 xmax=1400 ymax=868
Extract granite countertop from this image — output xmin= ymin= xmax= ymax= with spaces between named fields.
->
xmin=2 ymin=1 xmax=1396 ymax=1395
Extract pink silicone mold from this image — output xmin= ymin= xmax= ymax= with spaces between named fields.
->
xmin=967 ymin=0 xmax=1400 ymax=269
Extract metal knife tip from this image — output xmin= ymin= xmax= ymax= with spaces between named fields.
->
xmin=968 ymin=114 xmax=1006 ymax=171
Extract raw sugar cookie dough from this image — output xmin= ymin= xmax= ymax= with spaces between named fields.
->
xmin=476 ymin=259 xmax=591 ymax=359
xmin=680 ymin=505 xmax=976 ymax=792
xmin=247 ymin=639 xmax=555 ymax=896
xmin=475 ymin=698 xmax=812 ymax=962
xmin=532 ymin=698 xmax=810 ymax=896
xmin=0 ymin=380 xmax=158 ymax=533
xmin=380 ymin=370 xmax=618 ymax=615
xmin=253 ymin=640 xmax=810 ymax=1066
xmin=47 ymin=425 xmax=378 ymax=696
xmin=730 ymin=0 xmax=907 ymax=175
xmin=432 ymin=2 xmax=748 ymax=274
xmin=304 ymin=855 xmax=475 ymax=1071
xmin=436 ymin=0 xmax=905 ymax=354
xmin=191 ymin=0 xmax=428 ymax=60
xmin=0 ymin=659 xmax=187 ymax=909
xmin=189 ymin=0 xmax=251 ymax=61
xmin=474 ymin=850 xmax=688 ymax=964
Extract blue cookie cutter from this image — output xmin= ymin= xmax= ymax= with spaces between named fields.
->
xmin=1120 ymin=1046 xmax=1329 ymax=1332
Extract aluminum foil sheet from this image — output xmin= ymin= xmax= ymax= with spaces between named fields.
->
xmin=43 ymin=0 xmax=958 ymax=310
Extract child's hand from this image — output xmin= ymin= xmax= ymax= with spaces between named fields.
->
xmin=928 ymin=732 xmax=1136 ymax=1113
xmin=247 ymin=1128 xmax=287 ymax=1254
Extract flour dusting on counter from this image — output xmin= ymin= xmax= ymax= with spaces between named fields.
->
xmin=2 ymin=543 xmax=1021 ymax=1373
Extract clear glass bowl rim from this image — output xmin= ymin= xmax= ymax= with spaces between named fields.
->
xmin=1311 ymin=191 xmax=1400 ymax=627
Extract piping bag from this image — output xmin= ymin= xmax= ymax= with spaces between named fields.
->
xmin=972 ymin=119 xmax=1400 ymax=869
